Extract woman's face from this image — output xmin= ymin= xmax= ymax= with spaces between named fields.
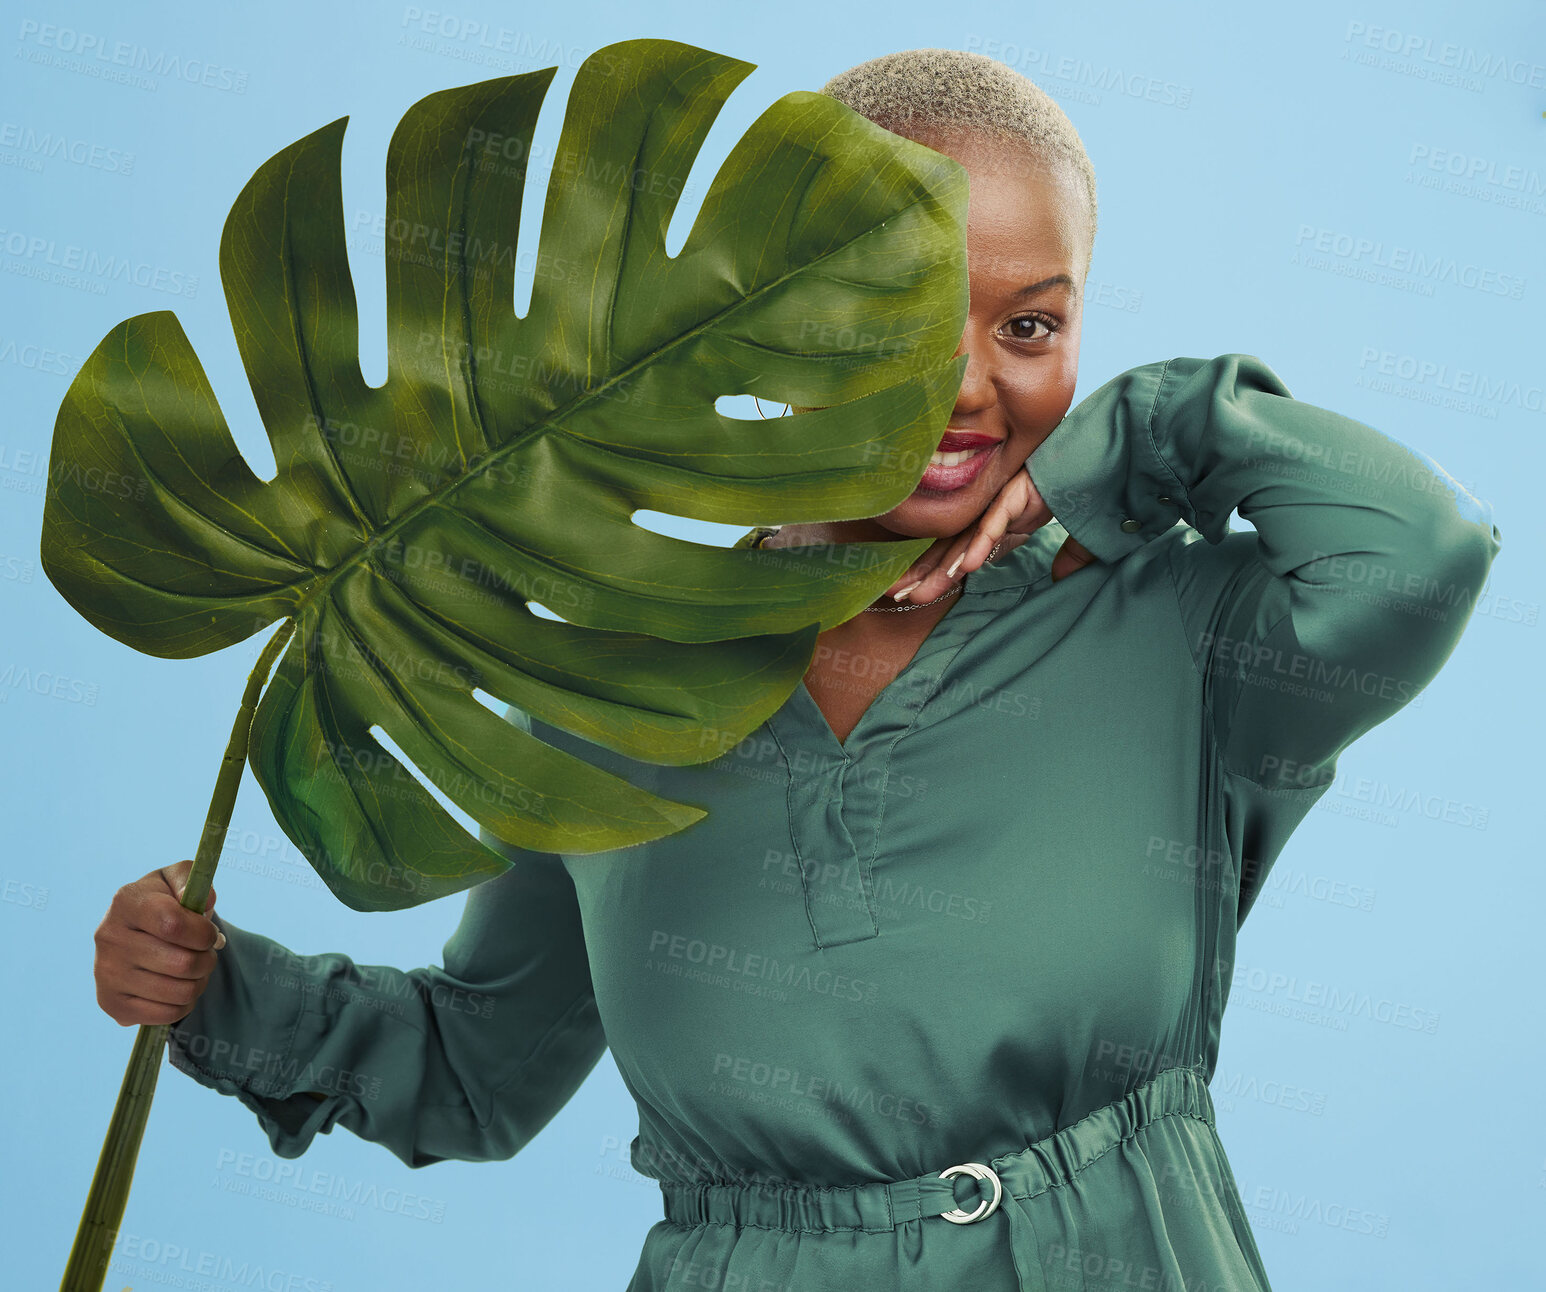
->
xmin=841 ymin=128 xmax=1090 ymax=541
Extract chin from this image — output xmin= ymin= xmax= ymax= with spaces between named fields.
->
xmin=897 ymin=470 xmax=1006 ymax=522
xmin=879 ymin=494 xmax=987 ymax=537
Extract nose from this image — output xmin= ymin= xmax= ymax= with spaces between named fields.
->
xmin=950 ymin=324 xmax=997 ymax=422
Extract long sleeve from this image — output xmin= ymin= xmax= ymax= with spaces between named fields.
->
xmin=1027 ymin=353 xmax=1502 ymax=925
xmin=168 ymin=710 xmax=607 ymax=1166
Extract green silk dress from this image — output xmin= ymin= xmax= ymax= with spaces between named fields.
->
xmin=170 ymin=354 xmax=1502 ymax=1291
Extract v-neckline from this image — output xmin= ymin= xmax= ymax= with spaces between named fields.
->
xmin=793 ymin=576 xmax=975 ymax=755
xmin=755 ymin=521 xmax=1066 ymax=757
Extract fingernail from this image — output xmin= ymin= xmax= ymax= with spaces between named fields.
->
xmin=946 ymin=556 xmax=963 ymax=579
xmin=892 ymin=580 xmax=922 ymax=601
xmin=213 ymin=930 xmax=226 ymax=950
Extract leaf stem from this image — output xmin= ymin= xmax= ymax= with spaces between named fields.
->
xmin=59 ymin=617 xmax=298 ymax=1292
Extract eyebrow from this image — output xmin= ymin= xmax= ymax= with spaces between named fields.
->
xmin=1011 ymin=274 xmax=1076 ymax=298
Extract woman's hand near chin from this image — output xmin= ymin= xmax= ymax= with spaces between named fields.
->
xmin=881 ymin=465 xmax=1097 ymax=604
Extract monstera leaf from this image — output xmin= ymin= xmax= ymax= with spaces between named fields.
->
xmin=42 ymin=38 xmax=969 ymax=913
xmin=46 ymin=38 xmax=970 ymax=1291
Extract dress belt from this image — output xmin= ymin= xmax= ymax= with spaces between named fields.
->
xmin=657 ymin=1064 xmax=1217 ymax=1292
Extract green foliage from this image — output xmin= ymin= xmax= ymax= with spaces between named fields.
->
xmin=40 ymin=37 xmax=968 ymax=910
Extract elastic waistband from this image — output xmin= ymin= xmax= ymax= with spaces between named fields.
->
xmin=659 ymin=1065 xmax=1216 ymax=1234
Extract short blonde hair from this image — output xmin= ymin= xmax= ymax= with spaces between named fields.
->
xmin=820 ymin=47 xmax=1097 ymax=277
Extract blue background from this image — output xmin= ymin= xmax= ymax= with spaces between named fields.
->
xmin=2 ymin=0 xmax=1541 ymax=1288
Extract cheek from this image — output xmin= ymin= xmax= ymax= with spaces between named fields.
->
xmin=1002 ymin=385 xmax=1073 ymax=458
xmin=1005 ymin=341 xmax=1080 ymax=445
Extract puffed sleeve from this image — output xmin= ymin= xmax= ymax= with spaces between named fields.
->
xmin=167 ymin=705 xmax=607 ymax=1166
xmin=1027 ymin=354 xmax=1502 ymax=926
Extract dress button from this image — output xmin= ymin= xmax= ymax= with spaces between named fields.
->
xmin=1157 ymin=495 xmax=1172 ymax=504
xmin=1119 ymin=518 xmax=1142 ymax=533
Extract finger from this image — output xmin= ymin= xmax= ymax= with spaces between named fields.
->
xmin=954 ymin=529 xmax=995 ymax=578
xmin=962 ymin=468 xmax=1048 ymax=566
xmin=881 ymin=534 xmax=955 ymax=601
xmin=905 ymin=473 xmax=1037 ymax=603
xmin=124 ymin=889 xmax=226 ymax=952
xmin=158 ymin=859 xmax=194 ymax=899
xmin=121 ymin=928 xmax=221 ymax=979
xmin=159 ymin=859 xmax=216 ymax=912
xmin=990 ymin=470 xmax=1052 ymax=542
xmin=931 ymin=533 xmax=983 ymax=597
xmin=896 ymin=507 xmax=1000 ymax=606
xmin=910 ymin=516 xmax=1009 ymax=604
xmin=112 ymin=964 xmax=211 ymax=1007
xmin=891 ymin=529 xmax=973 ymax=604
xmin=889 ymin=465 xmax=1048 ymax=604
xmin=103 ymin=994 xmax=198 ymax=1028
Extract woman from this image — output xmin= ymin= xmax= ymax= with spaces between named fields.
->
xmin=94 ymin=48 xmax=1501 ymax=1291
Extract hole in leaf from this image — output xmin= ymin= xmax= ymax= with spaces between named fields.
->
xmin=469 ymin=688 xmax=509 ymax=717
xmin=512 ymin=64 xmax=578 ymax=321
xmin=341 ymin=110 xmax=391 ymax=392
xmin=524 ymin=600 xmax=568 ymax=622
xmin=368 ymin=724 xmax=480 ymax=838
xmin=713 ymin=392 xmax=792 ymax=421
xmin=631 ymin=509 xmax=750 ymax=546
xmin=662 ymin=69 xmax=767 ymax=260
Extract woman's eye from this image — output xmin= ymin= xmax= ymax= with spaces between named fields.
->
xmin=1004 ymin=314 xmax=1056 ymax=341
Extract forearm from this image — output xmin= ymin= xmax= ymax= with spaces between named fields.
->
xmin=169 ymin=847 xmax=607 ymax=1166
xmin=1034 ymin=353 xmax=1497 ymax=572
xmin=1029 ymin=353 xmax=1502 ymax=783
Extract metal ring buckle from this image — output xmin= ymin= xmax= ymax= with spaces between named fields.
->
xmin=936 ymin=1161 xmax=1003 ymax=1224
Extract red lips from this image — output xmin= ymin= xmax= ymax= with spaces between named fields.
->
xmin=936 ymin=431 xmax=1000 ymax=451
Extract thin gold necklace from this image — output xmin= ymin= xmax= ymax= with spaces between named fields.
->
xmin=750 ymin=527 xmax=999 ymax=612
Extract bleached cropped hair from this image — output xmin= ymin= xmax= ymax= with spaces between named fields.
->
xmin=821 ymin=48 xmax=1097 ymax=276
